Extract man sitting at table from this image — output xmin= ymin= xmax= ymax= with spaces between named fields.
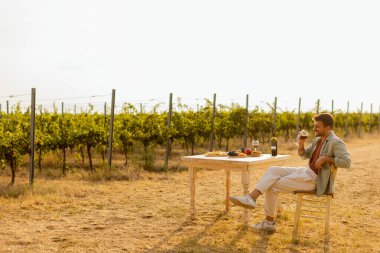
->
xmin=230 ymin=113 xmax=351 ymax=232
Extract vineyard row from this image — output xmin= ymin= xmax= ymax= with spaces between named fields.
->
xmin=0 ymin=94 xmax=379 ymax=185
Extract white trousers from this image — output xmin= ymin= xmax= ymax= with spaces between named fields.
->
xmin=255 ymin=166 xmax=317 ymax=217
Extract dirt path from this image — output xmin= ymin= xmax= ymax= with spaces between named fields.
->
xmin=0 ymin=136 xmax=379 ymax=252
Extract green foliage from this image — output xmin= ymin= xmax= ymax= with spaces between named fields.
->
xmin=0 ymin=101 xmax=378 ymax=182
xmin=0 ymin=109 xmax=30 ymax=184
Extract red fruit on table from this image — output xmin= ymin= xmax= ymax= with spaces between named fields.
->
xmin=244 ymin=148 xmax=252 ymax=155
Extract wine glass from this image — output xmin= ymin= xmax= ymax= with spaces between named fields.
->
xmin=252 ymin=140 xmax=259 ymax=152
xmin=295 ymin=130 xmax=309 ymax=146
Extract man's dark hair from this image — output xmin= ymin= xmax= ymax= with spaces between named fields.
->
xmin=313 ymin=113 xmax=334 ymax=128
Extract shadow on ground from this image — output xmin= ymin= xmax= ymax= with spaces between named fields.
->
xmin=145 ymin=211 xmax=283 ymax=253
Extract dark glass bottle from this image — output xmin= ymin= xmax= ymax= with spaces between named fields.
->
xmin=270 ymin=131 xmax=278 ymax=156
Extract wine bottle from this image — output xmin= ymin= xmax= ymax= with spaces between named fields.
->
xmin=271 ymin=131 xmax=278 ymax=156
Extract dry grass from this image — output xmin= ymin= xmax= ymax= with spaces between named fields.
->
xmin=0 ymin=135 xmax=380 ymax=252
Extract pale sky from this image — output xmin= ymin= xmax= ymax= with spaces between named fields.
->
xmin=0 ymin=0 xmax=379 ymax=113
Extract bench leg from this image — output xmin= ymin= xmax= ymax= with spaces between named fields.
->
xmin=292 ymin=194 xmax=303 ymax=242
xmin=325 ymin=196 xmax=331 ymax=242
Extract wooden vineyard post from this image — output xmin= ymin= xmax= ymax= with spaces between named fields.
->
xmin=296 ymin=97 xmax=301 ymax=138
xmin=103 ymin=102 xmax=107 ymax=162
xmin=208 ymin=93 xmax=216 ymax=152
xmin=107 ymin=89 xmax=116 ymax=169
xmin=273 ymin=97 xmax=277 ymax=132
xmin=243 ymin=94 xmax=249 ymax=148
xmin=358 ymin=102 xmax=363 ymax=138
xmin=345 ymin=101 xmax=349 ymax=137
xmin=369 ymin=103 xmax=373 ymax=133
xmin=29 ymin=88 xmax=36 ymax=187
xmin=164 ymin=93 xmax=173 ymax=170
xmin=61 ymin=102 xmax=67 ymax=175
xmin=104 ymin=102 xmax=107 ymax=124
xmin=316 ymin=99 xmax=320 ymax=114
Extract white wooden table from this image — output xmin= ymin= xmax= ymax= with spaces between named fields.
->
xmin=182 ymin=154 xmax=291 ymax=226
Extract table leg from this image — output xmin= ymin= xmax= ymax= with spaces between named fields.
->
xmin=276 ymin=198 xmax=284 ymax=217
xmin=189 ymin=166 xmax=197 ymax=220
xmin=276 ymin=161 xmax=286 ymax=217
xmin=241 ymin=167 xmax=250 ymax=226
xmin=225 ymin=169 xmax=231 ymax=212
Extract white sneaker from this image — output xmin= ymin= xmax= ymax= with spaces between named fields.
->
xmin=252 ymin=220 xmax=276 ymax=232
xmin=229 ymin=194 xmax=256 ymax=209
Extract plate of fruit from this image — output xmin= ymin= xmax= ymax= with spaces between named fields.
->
xmin=227 ymin=148 xmax=250 ymax=158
